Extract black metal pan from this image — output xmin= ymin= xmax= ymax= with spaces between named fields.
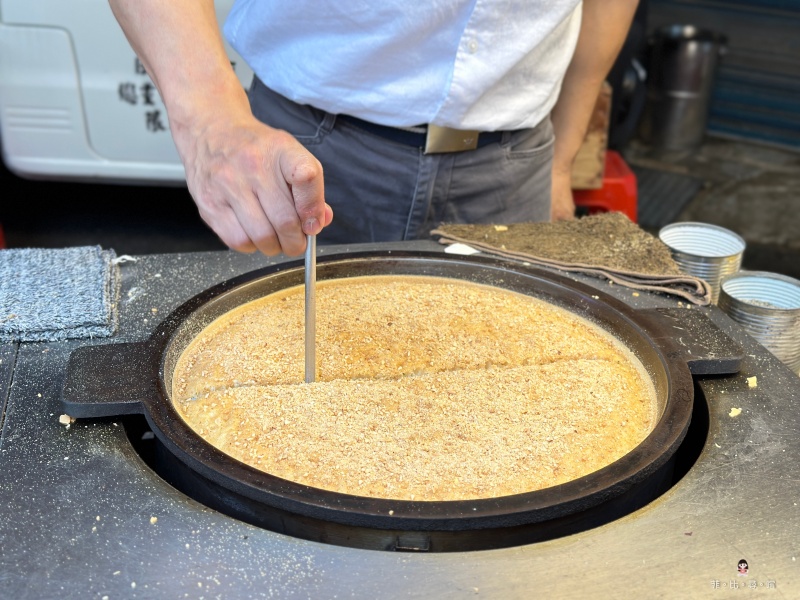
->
xmin=61 ymin=251 xmax=742 ymax=551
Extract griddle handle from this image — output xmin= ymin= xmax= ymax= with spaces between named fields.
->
xmin=61 ymin=342 xmax=156 ymax=418
xmin=637 ymin=308 xmax=744 ymax=376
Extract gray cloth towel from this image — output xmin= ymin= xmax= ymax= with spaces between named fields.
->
xmin=0 ymin=246 xmax=120 ymax=342
xmin=431 ymin=214 xmax=713 ymax=306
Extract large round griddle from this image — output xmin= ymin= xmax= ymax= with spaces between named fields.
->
xmin=62 ymin=251 xmax=740 ymax=551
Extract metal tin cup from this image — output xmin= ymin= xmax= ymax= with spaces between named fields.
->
xmin=659 ymin=222 xmax=746 ymax=303
xmin=719 ymin=271 xmax=800 ymax=374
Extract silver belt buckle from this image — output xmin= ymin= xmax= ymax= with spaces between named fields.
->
xmin=424 ymin=124 xmax=480 ymax=154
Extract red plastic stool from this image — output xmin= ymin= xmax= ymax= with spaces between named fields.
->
xmin=572 ymin=150 xmax=638 ymax=222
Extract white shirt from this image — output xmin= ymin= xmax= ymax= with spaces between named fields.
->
xmin=224 ymin=1 xmax=582 ymax=131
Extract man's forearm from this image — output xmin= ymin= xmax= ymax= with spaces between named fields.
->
xmin=108 ymin=0 xmax=251 ymax=141
xmin=108 ymin=0 xmax=331 ymax=256
xmin=551 ymin=0 xmax=639 ymax=176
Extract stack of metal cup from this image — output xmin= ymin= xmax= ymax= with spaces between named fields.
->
xmin=719 ymin=272 xmax=800 ymax=375
xmin=659 ymin=222 xmax=745 ymax=304
xmin=659 ymin=222 xmax=800 ymax=374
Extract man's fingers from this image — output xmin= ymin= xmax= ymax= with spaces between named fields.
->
xmin=184 ymin=121 xmax=330 ymax=256
xmin=550 ymin=170 xmax=577 ymax=221
xmin=279 ymin=146 xmax=326 ymax=236
xmin=255 ymin=190 xmax=307 ymax=256
xmin=198 ymin=180 xmax=310 ymax=257
xmin=229 ymin=194 xmax=286 ymax=256
xmin=197 ymin=203 xmax=258 ymax=253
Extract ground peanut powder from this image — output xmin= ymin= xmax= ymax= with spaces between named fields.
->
xmin=173 ymin=276 xmax=656 ymax=501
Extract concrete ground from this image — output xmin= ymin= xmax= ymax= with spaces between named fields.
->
xmin=627 ymin=135 xmax=800 ymax=280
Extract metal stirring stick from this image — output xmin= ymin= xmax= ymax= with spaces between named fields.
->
xmin=304 ymin=234 xmax=316 ymax=383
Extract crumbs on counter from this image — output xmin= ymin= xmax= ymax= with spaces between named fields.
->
xmin=59 ymin=414 xmax=76 ymax=427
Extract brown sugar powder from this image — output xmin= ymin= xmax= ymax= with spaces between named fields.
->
xmin=172 ymin=275 xmax=657 ymax=501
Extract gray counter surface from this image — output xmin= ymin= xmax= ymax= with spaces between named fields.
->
xmin=1 ymin=243 xmax=798 ymax=599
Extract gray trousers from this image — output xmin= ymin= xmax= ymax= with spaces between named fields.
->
xmin=249 ymin=79 xmax=555 ymax=245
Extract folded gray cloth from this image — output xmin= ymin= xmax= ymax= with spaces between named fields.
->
xmin=431 ymin=214 xmax=713 ymax=306
xmin=0 ymin=246 xmax=120 ymax=342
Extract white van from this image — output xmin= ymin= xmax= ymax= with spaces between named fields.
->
xmin=0 ymin=1 xmax=252 ymax=183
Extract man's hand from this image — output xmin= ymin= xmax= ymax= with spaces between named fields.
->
xmin=109 ymin=0 xmax=332 ymax=256
xmin=549 ymin=0 xmax=639 ymax=222
xmin=550 ymin=168 xmax=576 ymax=221
xmin=178 ymin=112 xmax=333 ymax=256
